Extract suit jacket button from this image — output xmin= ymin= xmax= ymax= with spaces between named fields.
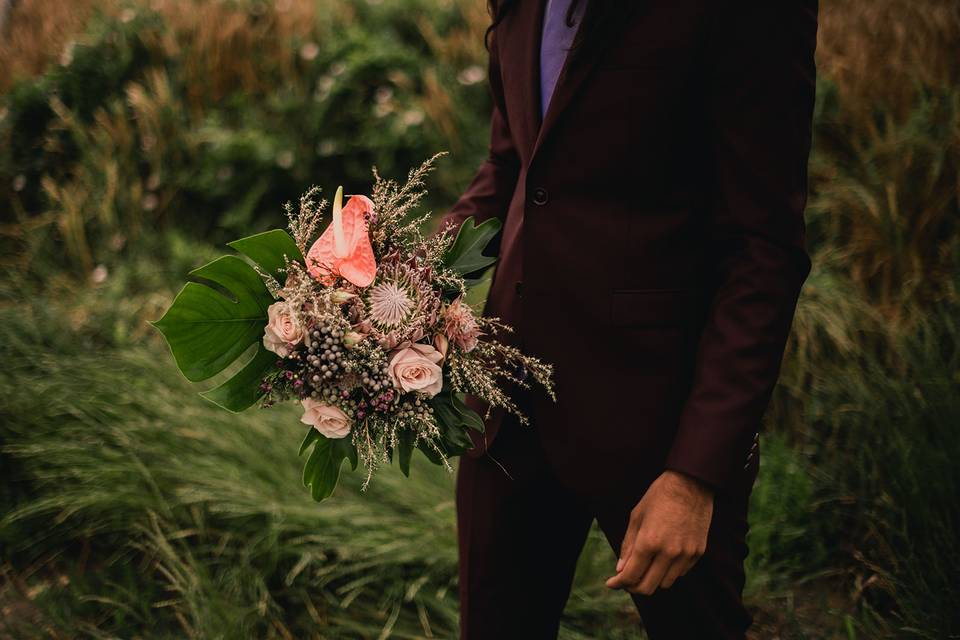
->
xmin=532 ymin=187 xmax=549 ymax=205
xmin=515 ymin=281 xmax=523 ymax=297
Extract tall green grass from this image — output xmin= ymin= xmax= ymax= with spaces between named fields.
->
xmin=0 ymin=270 xmax=651 ymax=639
xmin=1 ymin=0 xmax=959 ymax=637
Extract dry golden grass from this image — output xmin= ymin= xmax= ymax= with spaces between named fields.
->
xmin=148 ymin=0 xmax=320 ymax=107
xmin=4 ymin=0 xmax=957 ymax=103
xmin=817 ymin=0 xmax=960 ymax=117
xmin=0 ymin=0 xmax=114 ymax=91
xmin=2 ymin=0 xmax=956 ymax=306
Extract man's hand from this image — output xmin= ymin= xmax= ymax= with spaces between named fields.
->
xmin=605 ymin=470 xmax=714 ymax=595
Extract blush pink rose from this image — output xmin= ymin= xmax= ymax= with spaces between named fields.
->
xmin=444 ymin=296 xmax=481 ymax=352
xmin=387 ymin=343 xmax=444 ymax=397
xmin=300 ymin=398 xmax=351 ymax=439
xmin=263 ymin=301 xmax=304 ymax=357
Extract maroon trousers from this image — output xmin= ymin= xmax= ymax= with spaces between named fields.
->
xmin=456 ymin=413 xmax=758 ymax=640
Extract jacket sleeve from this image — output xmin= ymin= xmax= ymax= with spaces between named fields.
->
xmin=437 ymin=30 xmax=521 ymax=235
xmin=664 ymin=0 xmax=819 ymax=492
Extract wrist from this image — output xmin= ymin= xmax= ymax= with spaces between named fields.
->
xmin=662 ymin=469 xmax=715 ymax=501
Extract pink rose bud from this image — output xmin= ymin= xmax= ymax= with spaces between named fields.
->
xmin=343 ymin=331 xmax=364 ymax=347
xmin=433 ymin=333 xmax=449 ymax=359
xmin=330 ymin=289 xmax=356 ymax=304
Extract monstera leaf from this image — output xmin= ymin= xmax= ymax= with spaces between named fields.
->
xmin=152 ymin=230 xmax=304 ymax=412
xmin=443 ymin=216 xmax=501 ymax=281
xmin=228 ymin=229 xmax=303 ymax=279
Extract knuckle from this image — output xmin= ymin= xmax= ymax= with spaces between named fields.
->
xmin=640 ymin=532 xmax=660 ymax=547
xmin=637 ymin=538 xmax=658 ymax=553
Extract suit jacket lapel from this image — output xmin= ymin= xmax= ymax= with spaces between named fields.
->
xmin=500 ymin=1 xmax=629 ymax=165
xmin=531 ymin=5 xmax=604 ymax=160
xmin=498 ymin=0 xmax=547 ymax=162
xmin=530 ymin=0 xmax=647 ymax=160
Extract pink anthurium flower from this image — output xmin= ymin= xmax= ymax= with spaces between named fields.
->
xmin=306 ymin=186 xmax=378 ymax=288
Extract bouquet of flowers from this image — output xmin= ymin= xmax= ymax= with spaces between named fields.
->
xmin=154 ymin=156 xmax=554 ymax=501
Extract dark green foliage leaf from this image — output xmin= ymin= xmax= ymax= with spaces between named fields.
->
xmin=431 ymin=388 xmax=484 ymax=433
xmin=416 ymin=440 xmax=445 ymax=466
xmin=299 ymin=427 xmax=321 ymax=456
xmin=335 ymin=437 xmax=359 ymax=471
xmin=425 ymin=386 xmax=484 ymax=462
xmin=397 ymin=429 xmax=415 ymax=477
xmin=228 ymin=229 xmax=304 ymax=280
xmin=153 ymin=256 xmax=273 ymax=384
xmin=442 ymin=216 xmax=501 ymax=278
xmin=443 ymin=425 xmax=473 ymax=453
xmin=200 ymin=344 xmax=276 ymax=412
xmin=430 ymin=390 xmax=461 ymax=429
xmin=451 ymin=392 xmax=485 ymax=433
xmin=301 ymin=435 xmax=351 ymax=502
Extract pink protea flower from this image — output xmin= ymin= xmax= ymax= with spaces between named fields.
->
xmin=368 ymin=281 xmax=413 ymax=326
xmin=444 ymin=296 xmax=481 ymax=352
xmin=306 ymin=186 xmax=377 ymax=287
xmin=361 ymin=252 xmax=441 ymax=349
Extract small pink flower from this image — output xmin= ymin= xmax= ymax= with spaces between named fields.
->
xmin=444 ymin=296 xmax=481 ymax=353
xmin=300 ymin=398 xmax=352 ymax=439
xmin=263 ymin=301 xmax=304 ymax=357
xmin=387 ymin=343 xmax=444 ymax=397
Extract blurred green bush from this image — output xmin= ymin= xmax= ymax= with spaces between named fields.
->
xmin=0 ymin=0 xmax=491 ymax=274
xmin=1 ymin=0 xmax=958 ymax=638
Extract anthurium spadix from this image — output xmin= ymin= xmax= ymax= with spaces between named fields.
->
xmin=306 ymin=186 xmax=378 ymax=287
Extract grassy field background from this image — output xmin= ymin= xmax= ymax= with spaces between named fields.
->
xmin=1 ymin=0 xmax=958 ymax=638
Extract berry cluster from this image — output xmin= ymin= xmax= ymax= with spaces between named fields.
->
xmin=304 ymin=324 xmax=346 ymax=393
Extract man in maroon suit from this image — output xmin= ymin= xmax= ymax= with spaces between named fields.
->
xmin=439 ymin=1 xmax=818 ymax=637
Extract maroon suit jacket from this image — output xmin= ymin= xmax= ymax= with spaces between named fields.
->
xmin=440 ymin=0 xmax=818 ymax=497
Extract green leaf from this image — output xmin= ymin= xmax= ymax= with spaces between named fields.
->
xmin=451 ymin=392 xmax=485 ymax=432
xmin=153 ymin=255 xmax=273 ymax=383
xmin=430 ymin=391 xmax=461 ymax=429
xmin=153 ymin=231 xmax=304 ymax=412
xmin=228 ymin=229 xmax=304 ymax=279
xmin=301 ymin=435 xmax=349 ymax=502
xmin=443 ymin=216 xmax=501 ymax=277
xmin=298 ymin=427 xmax=320 ymax=456
xmin=444 ymin=424 xmax=474 ymax=451
xmin=417 ymin=440 xmax=445 ymax=466
xmin=333 ymin=437 xmax=359 ymax=471
xmin=200 ymin=343 xmax=276 ymax=412
xmin=397 ymin=429 xmax=415 ymax=477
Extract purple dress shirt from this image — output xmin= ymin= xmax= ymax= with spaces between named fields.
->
xmin=540 ymin=0 xmax=587 ymax=119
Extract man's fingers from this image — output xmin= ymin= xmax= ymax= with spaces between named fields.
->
xmin=606 ymin=538 xmax=655 ymax=589
xmin=631 ymin=553 xmax=672 ymax=595
xmin=657 ymin=546 xmax=705 ymax=590
xmin=658 ymin=558 xmax=687 ymax=590
xmin=617 ymin=509 xmax=643 ymax=572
